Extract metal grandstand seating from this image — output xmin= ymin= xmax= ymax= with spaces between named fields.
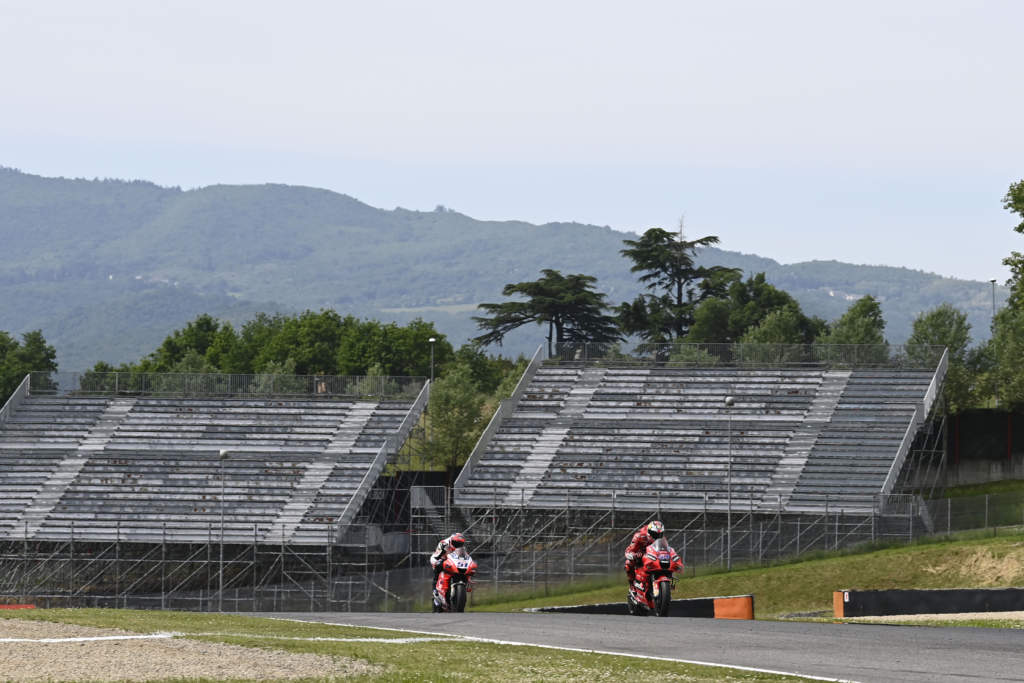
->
xmin=0 ymin=373 xmax=427 ymax=544
xmin=455 ymin=344 xmax=947 ymax=514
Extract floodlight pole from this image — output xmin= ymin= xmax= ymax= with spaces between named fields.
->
xmin=724 ymin=396 xmax=734 ymax=570
xmin=428 ymin=337 xmax=436 ymax=452
xmin=991 ymin=279 xmax=998 ymax=408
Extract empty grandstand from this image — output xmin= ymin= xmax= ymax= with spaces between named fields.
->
xmin=0 ymin=342 xmax=950 ymax=610
xmin=0 ymin=371 xmax=427 ymax=610
xmin=456 ymin=343 xmax=946 ymax=514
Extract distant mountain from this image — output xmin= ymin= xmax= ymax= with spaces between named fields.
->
xmin=0 ymin=167 xmax=1006 ymax=370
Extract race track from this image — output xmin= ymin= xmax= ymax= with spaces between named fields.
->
xmin=267 ymin=611 xmax=1024 ymax=682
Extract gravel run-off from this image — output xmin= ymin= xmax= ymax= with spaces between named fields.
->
xmin=0 ymin=618 xmax=379 ymax=682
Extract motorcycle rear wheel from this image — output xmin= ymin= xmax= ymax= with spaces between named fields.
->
xmin=451 ymin=583 xmax=467 ymax=613
xmin=655 ymin=581 xmax=672 ymax=617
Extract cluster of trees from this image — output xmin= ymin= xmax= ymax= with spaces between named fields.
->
xmin=473 ymin=225 xmax=889 ymax=352
xmin=0 ymin=330 xmax=57 ymax=401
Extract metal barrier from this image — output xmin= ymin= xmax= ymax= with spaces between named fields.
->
xmin=551 ymin=342 xmax=946 ymax=369
xmin=29 ymin=371 xmax=426 ymax=399
xmin=454 ymin=345 xmax=544 ymax=492
xmin=0 ymin=374 xmax=30 ymax=426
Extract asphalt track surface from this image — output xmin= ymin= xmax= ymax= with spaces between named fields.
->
xmin=267 ymin=611 xmax=1024 ymax=682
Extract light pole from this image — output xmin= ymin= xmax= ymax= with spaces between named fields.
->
xmin=990 ymin=279 xmax=998 ymax=408
xmin=724 ymin=395 xmax=734 ymax=570
xmin=428 ymin=337 xmax=436 ymax=456
xmin=218 ymin=449 xmax=229 ymax=612
xmin=428 ymin=337 xmax=436 ymax=384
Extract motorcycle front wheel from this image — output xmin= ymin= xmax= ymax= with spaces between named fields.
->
xmin=655 ymin=581 xmax=671 ymax=617
xmin=451 ymin=583 xmax=467 ymax=612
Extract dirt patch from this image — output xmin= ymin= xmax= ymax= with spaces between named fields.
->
xmin=0 ymin=618 xmax=380 ymax=682
xmin=922 ymin=544 xmax=1024 ymax=586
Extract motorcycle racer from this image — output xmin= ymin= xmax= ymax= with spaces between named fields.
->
xmin=430 ymin=532 xmax=467 ymax=587
xmin=624 ymin=520 xmax=664 ymax=584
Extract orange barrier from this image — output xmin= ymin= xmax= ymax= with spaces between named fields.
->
xmin=0 ymin=604 xmax=36 ymax=610
xmin=713 ymin=595 xmax=755 ymax=620
xmin=533 ymin=593 xmax=755 ymax=619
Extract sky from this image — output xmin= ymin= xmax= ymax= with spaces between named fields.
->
xmin=2 ymin=0 xmax=1022 ymax=283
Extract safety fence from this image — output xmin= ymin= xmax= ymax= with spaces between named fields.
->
xmin=551 ymin=342 xmax=946 ymax=369
xmin=28 ymin=371 xmax=425 ymax=400
xmin=2 ymin=488 xmax=1020 ymax=612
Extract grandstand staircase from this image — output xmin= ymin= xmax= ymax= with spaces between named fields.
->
xmin=323 ymin=403 xmax=376 ymax=456
xmin=759 ymin=370 xmax=849 ymax=509
xmin=13 ymin=398 xmax=135 ymax=538
xmin=503 ymin=367 xmax=605 ymax=506
xmin=263 ymin=403 xmax=375 ymax=543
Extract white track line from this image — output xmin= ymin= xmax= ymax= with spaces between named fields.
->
xmin=0 ymin=631 xmax=454 ymax=645
xmin=273 ymin=618 xmax=859 ymax=682
xmin=186 ymin=633 xmax=456 ymax=644
xmin=0 ymin=634 xmax=175 ymax=643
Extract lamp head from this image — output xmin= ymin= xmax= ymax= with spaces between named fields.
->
xmin=724 ymin=396 xmax=735 ymax=407
xmin=429 ymin=337 xmax=436 ymax=343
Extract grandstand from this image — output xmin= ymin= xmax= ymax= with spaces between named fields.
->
xmin=455 ymin=343 xmax=947 ymax=515
xmin=0 ymin=372 xmax=427 ymax=545
xmin=0 ymin=343 xmax=948 ymax=611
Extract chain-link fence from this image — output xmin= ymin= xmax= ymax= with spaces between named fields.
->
xmin=411 ymin=487 xmax=1024 ymax=605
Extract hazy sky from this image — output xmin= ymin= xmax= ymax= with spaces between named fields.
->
xmin=2 ymin=1 xmax=1022 ymax=282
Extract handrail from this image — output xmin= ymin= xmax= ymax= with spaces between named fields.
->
xmin=881 ymin=347 xmax=948 ymax=496
xmin=880 ymin=405 xmax=921 ymax=496
xmin=0 ymin=374 xmax=31 ymax=427
xmin=389 ymin=379 xmax=431 ymax=451
xmin=509 ymin=345 xmax=545 ymax=404
xmin=335 ymin=381 xmax=431 ymax=538
xmin=920 ymin=347 xmax=948 ymax=419
xmin=454 ymin=345 xmax=543 ymax=492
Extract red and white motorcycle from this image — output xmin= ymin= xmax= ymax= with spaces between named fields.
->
xmin=627 ymin=537 xmax=684 ymax=617
xmin=432 ymin=546 xmax=477 ymax=613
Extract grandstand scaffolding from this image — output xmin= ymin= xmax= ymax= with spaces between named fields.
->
xmin=0 ymin=371 xmax=430 ymax=611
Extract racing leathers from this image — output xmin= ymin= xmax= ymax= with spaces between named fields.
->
xmin=624 ymin=527 xmax=657 ymax=583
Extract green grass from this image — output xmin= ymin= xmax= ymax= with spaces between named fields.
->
xmin=476 ymin=530 xmax=1024 ymax=617
xmin=0 ymin=608 xmax=814 ymax=681
xmin=942 ymin=479 xmax=1024 ymax=498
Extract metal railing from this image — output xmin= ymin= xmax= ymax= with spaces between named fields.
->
xmin=0 ymin=374 xmax=30 ymax=426
xmin=336 ymin=380 xmax=432 ymax=536
xmin=551 ymin=342 xmax=947 ymax=369
xmin=29 ymin=371 xmax=426 ymax=399
xmin=454 ymin=346 xmax=544 ymax=492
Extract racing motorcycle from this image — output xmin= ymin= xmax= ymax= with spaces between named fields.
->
xmin=627 ymin=537 xmax=684 ymax=617
xmin=432 ymin=546 xmax=477 ymax=612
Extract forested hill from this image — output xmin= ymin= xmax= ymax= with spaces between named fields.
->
xmin=0 ymin=166 xmax=1004 ymax=370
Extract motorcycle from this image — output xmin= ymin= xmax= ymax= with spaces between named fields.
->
xmin=627 ymin=537 xmax=684 ymax=617
xmin=432 ymin=546 xmax=477 ymax=612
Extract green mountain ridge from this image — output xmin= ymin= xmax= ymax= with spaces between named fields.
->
xmin=0 ymin=166 xmax=1005 ymax=370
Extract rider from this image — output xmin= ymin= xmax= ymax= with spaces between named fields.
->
xmin=430 ymin=532 xmax=467 ymax=588
xmin=624 ymin=520 xmax=664 ymax=585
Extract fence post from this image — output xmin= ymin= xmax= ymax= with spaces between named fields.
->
xmin=796 ymin=517 xmax=801 ymax=556
xmin=985 ymin=494 xmax=989 ymax=529
xmin=947 ymin=498 xmax=951 ymax=535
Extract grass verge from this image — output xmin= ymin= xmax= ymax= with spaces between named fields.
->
xmin=0 ymin=608 xmax=815 ymax=681
xmin=475 ymin=530 xmax=1024 ymax=617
